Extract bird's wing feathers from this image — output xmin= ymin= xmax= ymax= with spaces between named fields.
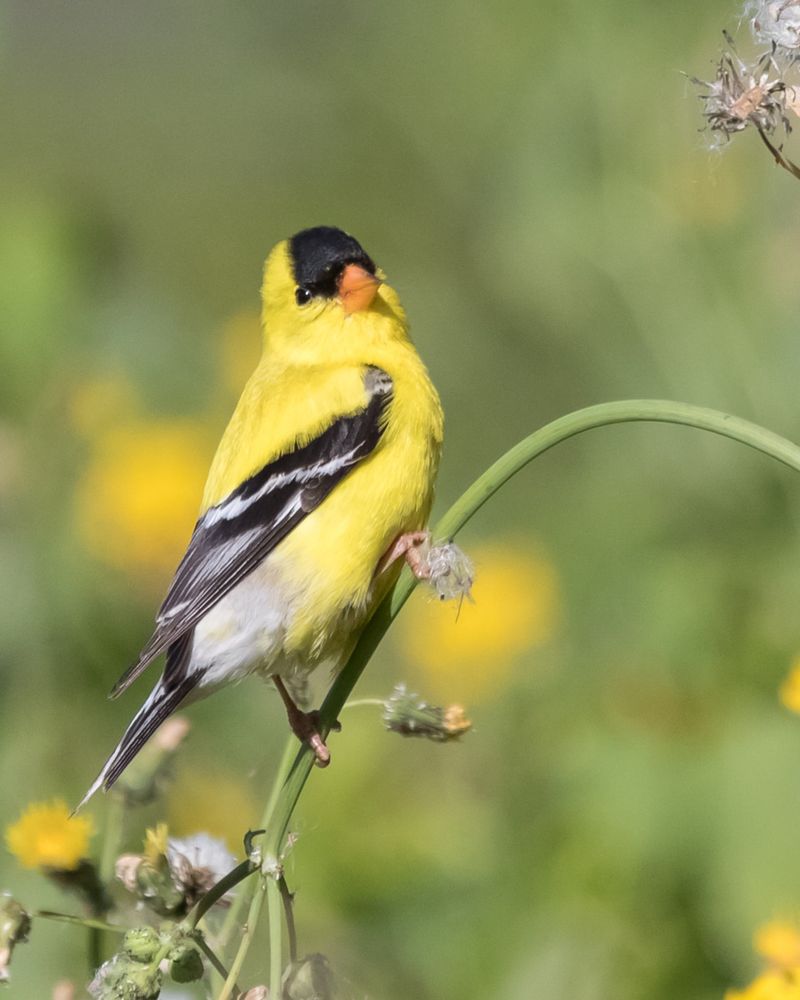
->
xmin=110 ymin=366 xmax=393 ymax=698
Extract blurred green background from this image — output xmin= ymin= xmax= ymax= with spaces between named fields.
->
xmin=3 ymin=1 xmax=800 ymax=997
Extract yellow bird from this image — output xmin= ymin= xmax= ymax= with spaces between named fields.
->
xmin=81 ymin=227 xmax=444 ymax=807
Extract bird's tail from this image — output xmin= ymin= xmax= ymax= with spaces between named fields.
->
xmin=76 ymin=674 xmax=198 ymax=812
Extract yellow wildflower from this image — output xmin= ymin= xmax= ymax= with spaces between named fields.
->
xmin=756 ymin=921 xmax=800 ymax=971
xmin=780 ymin=660 xmax=800 ymax=714
xmin=143 ymin=823 xmax=169 ymax=866
xmin=5 ymin=801 xmax=93 ymax=871
xmin=74 ymin=418 xmax=213 ymax=584
xmin=726 ymin=969 xmax=800 ymax=999
xmin=399 ymin=541 xmax=560 ymax=702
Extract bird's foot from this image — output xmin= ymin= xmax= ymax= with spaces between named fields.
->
xmin=378 ymin=531 xmax=432 ymax=579
xmin=274 ymin=677 xmax=339 ymax=768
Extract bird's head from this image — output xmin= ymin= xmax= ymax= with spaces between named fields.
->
xmin=260 ymin=226 xmax=408 ymax=360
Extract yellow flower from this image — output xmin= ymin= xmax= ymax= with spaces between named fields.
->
xmin=74 ymin=418 xmax=213 ymax=584
xmin=5 ymin=801 xmax=93 ymax=871
xmin=399 ymin=541 xmax=560 ymax=702
xmin=144 ymin=823 xmax=169 ymax=866
xmin=756 ymin=921 xmax=800 ymax=971
xmin=726 ymin=969 xmax=800 ymax=1000
xmin=780 ymin=660 xmax=800 ymax=714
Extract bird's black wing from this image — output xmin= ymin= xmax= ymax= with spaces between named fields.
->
xmin=110 ymin=367 xmax=393 ymax=698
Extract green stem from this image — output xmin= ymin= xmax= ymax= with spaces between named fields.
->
xmin=267 ymin=870 xmax=283 ymax=997
xmin=214 ymin=734 xmax=297 ymax=962
xmin=88 ymin=925 xmax=102 ymax=973
xmin=218 ymin=876 xmax=268 ymax=1000
xmin=99 ymin=794 xmax=126 ymax=884
xmin=279 ymin=876 xmax=298 ymax=963
xmin=193 ymin=932 xmax=238 ymax=990
xmin=261 ymin=399 xmax=800 ymax=859
xmin=186 ymin=859 xmax=254 ymax=930
xmin=190 ymin=398 xmax=800 ymax=986
xmin=36 ymin=911 xmax=125 ymax=934
xmin=341 ymin=698 xmax=386 ymax=710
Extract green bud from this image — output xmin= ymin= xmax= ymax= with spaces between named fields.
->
xmin=282 ymin=953 xmax=336 ymax=1000
xmin=0 ymin=892 xmax=31 ymax=983
xmin=135 ymin=860 xmax=185 ymax=916
xmin=88 ymin=953 xmax=162 ymax=999
xmin=383 ymin=684 xmax=472 ymax=742
xmin=121 ymin=927 xmax=161 ymax=964
xmin=168 ymin=943 xmax=203 ymax=983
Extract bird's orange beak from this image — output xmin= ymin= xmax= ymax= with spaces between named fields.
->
xmin=338 ymin=263 xmax=381 ymax=314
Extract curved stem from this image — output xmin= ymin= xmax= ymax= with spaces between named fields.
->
xmin=186 ymin=860 xmax=254 ymax=930
xmin=262 ymin=399 xmax=800 ymax=857
xmin=193 ymin=932 xmax=237 ymax=990
xmin=192 ymin=398 xmax=800 ymax=976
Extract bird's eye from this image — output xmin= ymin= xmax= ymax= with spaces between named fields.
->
xmin=295 ymin=287 xmax=312 ymax=306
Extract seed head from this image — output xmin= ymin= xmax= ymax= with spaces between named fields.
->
xmin=747 ymin=1 xmax=800 ymax=52
xmin=693 ymin=36 xmax=791 ymax=141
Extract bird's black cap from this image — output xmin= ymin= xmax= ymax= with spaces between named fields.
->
xmin=289 ymin=226 xmax=376 ymax=298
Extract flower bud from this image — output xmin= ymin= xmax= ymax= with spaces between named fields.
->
xmin=282 ymin=953 xmax=335 ymax=1000
xmin=239 ymin=988 xmax=269 ymax=999
xmin=88 ymin=953 xmax=161 ymax=999
xmin=121 ymin=926 xmax=161 ymax=964
xmin=134 ymin=858 xmax=185 ymax=916
xmin=383 ymin=684 xmax=472 ymax=742
xmin=0 ymin=893 xmax=31 ymax=982
xmin=168 ymin=943 xmax=203 ymax=983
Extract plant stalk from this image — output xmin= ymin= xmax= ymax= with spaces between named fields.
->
xmin=193 ymin=398 xmax=800 ymax=991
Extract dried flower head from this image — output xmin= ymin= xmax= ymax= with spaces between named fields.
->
xmin=383 ymin=683 xmax=473 ymax=742
xmin=5 ymin=801 xmax=93 ymax=872
xmin=166 ymin=833 xmax=236 ymax=901
xmin=748 ymin=1 xmax=800 ymax=51
xmin=424 ymin=540 xmax=475 ymax=602
xmin=693 ymin=37 xmax=791 ymax=142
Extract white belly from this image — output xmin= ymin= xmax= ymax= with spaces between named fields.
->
xmin=190 ymin=558 xmax=295 ymax=689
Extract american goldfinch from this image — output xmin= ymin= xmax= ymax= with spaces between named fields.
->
xmin=80 ymin=226 xmax=443 ymax=807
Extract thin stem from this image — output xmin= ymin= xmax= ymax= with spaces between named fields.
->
xmin=186 ymin=859 xmax=254 ymax=930
xmin=99 ymin=794 xmax=125 ymax=884
xmin=218 ymin=876 xmax=268 ymax=1000
xmin=88 ymin=926 xmax=102 ymax=974
xmin=278 ymin=876 xmax=298 ymax=963
xmin=191 ymin=398 xmax=800 ymax=992
xmin=757 ymin=124 xmax=800 ymax=181
xmin=341 ymin=698 xmax=386 ymax=710
xmin=193 ymin=932 xmax=238 ymax=991
xmin=260 ymin=399 xmax=800 ymax=861
xmin=36 ymin=911 xmax=125 ymax=934
xmin=267 ymin=873 xmax=283 ymax=998
xmin=216 ymin=735 xmax=298 ymax=956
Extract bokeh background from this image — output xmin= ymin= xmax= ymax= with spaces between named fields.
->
xmin=3 ymin=1 xmax=800 ymax=997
